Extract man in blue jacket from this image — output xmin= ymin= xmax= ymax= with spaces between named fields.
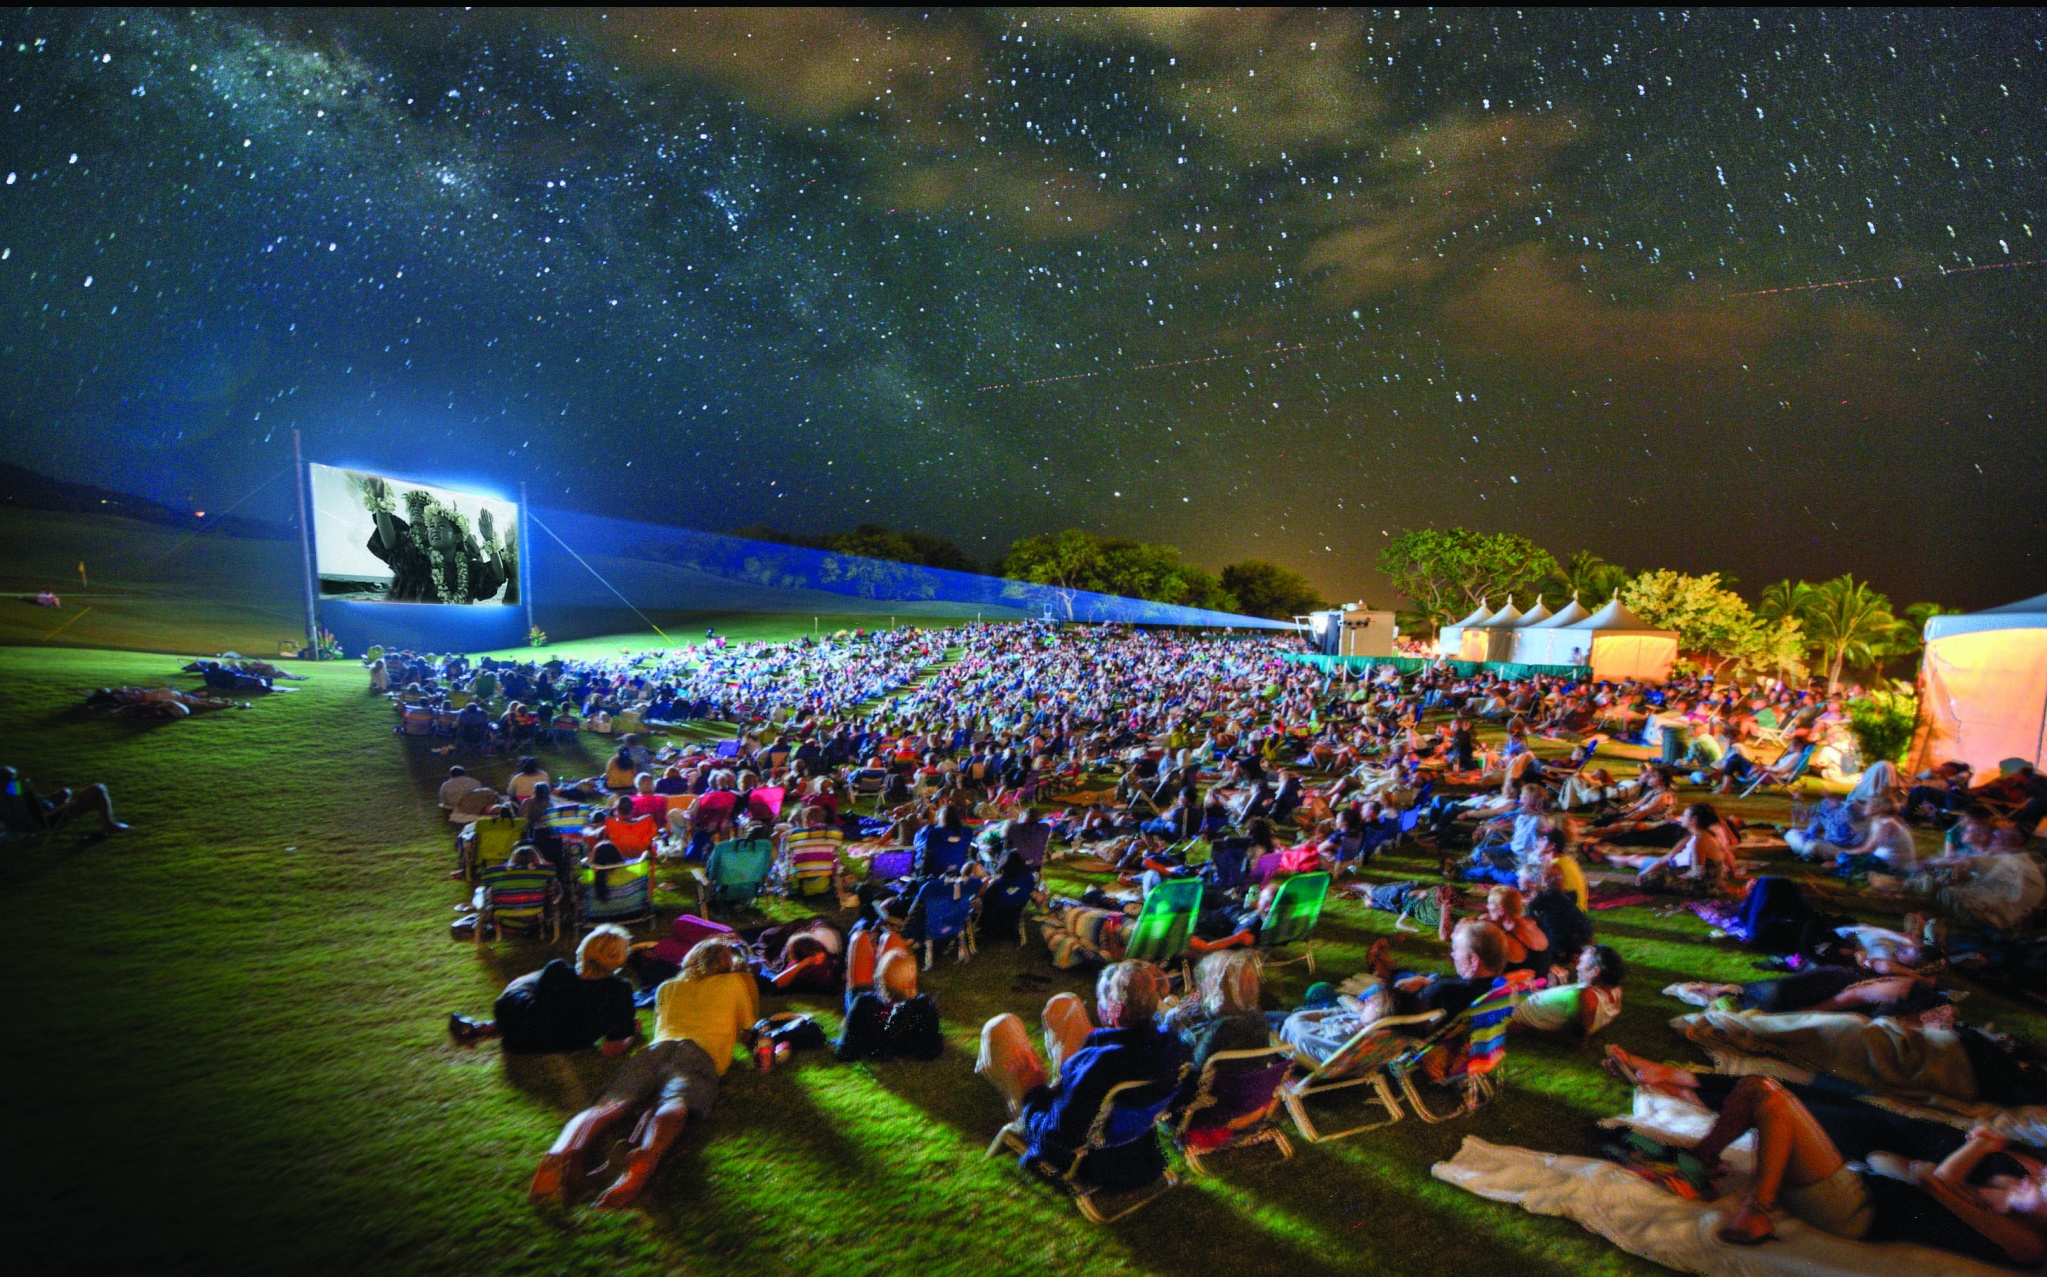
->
xmin=977 ymin=961 xmax=1188 ymax=1191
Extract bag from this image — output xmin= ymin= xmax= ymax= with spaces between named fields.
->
xmin=756 ymin=1013 xmax=829 ymax=1052
xmin=1730 ymin=876 xmax=1810 ymax=954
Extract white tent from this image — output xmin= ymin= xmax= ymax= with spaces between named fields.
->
xmin=1515 ymin=601 xmax=1553 ymax=627
xmin=1512 ymin=596 xmax=1588 ymax=664
xmin=1464 ymin=601 xmax=1524 ymax=662
xmin=1438 ymin=599 xmax=1496 ymax=659
xmin=1525 ymin=596 xmax=1678 ymax=681
xmin=1911 ymin=593 xmax=2047 ymax=773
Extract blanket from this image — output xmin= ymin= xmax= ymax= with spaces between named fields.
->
xmin=1433 ymin=1121 xmax=2012 ymax=1277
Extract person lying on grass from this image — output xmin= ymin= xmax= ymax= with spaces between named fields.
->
xmin=837 ymin=939 xmax=942 ymax=1063
xmin=1621 ymin=1069 xmax=2047 ymax=1263
xmin=0 ymin=765 xmax=129 ymax=837
xmin=1278 ymin=921 xmax=1509 ymax=1063
xmin=448 ymin=925 xmax=639 ymax=1054
xmin=1507 ymin=944 xmax=1624 ymax=1045
xmin=530 ymin=936 xmax=759 ymax=1209
xmin=1600 ymin=802 xmax=1739 ymax=896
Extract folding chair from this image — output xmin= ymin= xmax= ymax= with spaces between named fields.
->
xmin=1741 ymin=743 xmax=1814 ymax=799
xmin=782 ymin=829 xmax=845 ymax=900
xmin=1385 ymin=974 xmax=1534 ymax=1123
xmin=1279 ymin=1012 xmax=1443 ymax=1142
xmin=690 ymin=835 xmax=775 ymax=916
xmin=1749 ymin=709 xmax=1790 ymax=752
xmin=867 ymin=848 xmax=916 ymax=885
xmin=1257 ymin=871 xmax=1330 ymax=972
xmin=986 ymin=1078 xmax=1183 ymax=1224
xmin=1123 ymin=878 xmax=1202 ymax=976
xmin=907 ymin=876 xmax=977 ymax=968
xmin=474 ymin=864 xmax=562 ymax=944
xmin=576 ymin=858 xmax=656 ymax=935
xmin=1168 ymin=1045 xmax=1296 ymax=1174
xmin=457 ymin=812 xmax=527 ymax=882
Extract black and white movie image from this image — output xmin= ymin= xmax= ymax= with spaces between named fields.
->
xmin=310 ymin=464 xmax=519 ymax=605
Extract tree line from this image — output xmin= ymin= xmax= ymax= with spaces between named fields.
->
xmin=1377 ymin=527 xmax=1954 ymax=690
xmin=732 ymin=522 xmax=1326 ymax=621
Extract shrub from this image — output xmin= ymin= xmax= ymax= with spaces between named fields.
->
xmin=1848 ymin=690 xmax=1916 ymax=764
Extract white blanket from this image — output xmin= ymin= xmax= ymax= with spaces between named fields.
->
xmin=1431 ymin=1090 xmax=2015 ymax=1277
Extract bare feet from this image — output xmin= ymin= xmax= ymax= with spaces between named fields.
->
xmin=592 ymin=1150 xmax=661 ymax=1209
xmin=528 ymin=1151 xmax=571 ymax=1204
xmin=1715 ymin=1201 xmax=1776 ymax=1246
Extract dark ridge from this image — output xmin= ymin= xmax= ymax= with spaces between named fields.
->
xmin=0 ymin=462 xmax=294 ymax=540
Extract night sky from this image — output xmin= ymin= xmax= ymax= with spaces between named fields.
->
xmin=2 ymin=8 xmax=2042 ymax=608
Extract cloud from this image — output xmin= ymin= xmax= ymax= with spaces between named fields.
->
xmin=882 ymin=157 xmax=1130 ymax=239
xmin=1299 ymin=113 xmax=1577 ymax=303
xmin=581 ymin=8 xmax=982 ymax=126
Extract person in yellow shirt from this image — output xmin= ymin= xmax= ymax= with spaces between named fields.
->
xmin=528 ymin=937 xmax=758 ymax=1209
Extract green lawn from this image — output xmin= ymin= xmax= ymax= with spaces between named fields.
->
xmin=3 ymin=644 xmax=2034 ymax=1275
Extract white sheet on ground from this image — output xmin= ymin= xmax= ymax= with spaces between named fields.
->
xmin=1433 ymin=1106 xmax=2014 ymax=1277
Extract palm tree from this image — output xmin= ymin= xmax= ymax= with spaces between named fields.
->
xmin=1756 ymin=579 xmax=1818 ymax=626
xmin=1801 ymin=574 xmax=1900 ymax=692
xmin=1541 ymin=551 xmax=1629 ymax=610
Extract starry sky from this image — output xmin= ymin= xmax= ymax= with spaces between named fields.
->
xmin=2 ymin=8 xmax=2043 ymax=609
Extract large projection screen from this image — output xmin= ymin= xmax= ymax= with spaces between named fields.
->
xmin=310 ymin=464 xmax=520 ymax=606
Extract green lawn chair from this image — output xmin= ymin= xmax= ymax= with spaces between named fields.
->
xmin=1258 ymin=871 xmax=1330 ymax=972
xmin=1124 ymin=878 xmax=1201 ymax=974
xmin=1279 ymin=1010 xmax=1443 ymax=1142
xmin=690 ymin=835 xmax=775 ymax=916
xmin=576 ymin=858 xmax=656 ymax=935
xmin=458 ymin=813 xmax=527 ymax=882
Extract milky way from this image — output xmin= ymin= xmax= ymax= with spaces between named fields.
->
xmin=0 ymin=9 xmax=2041 ymax=605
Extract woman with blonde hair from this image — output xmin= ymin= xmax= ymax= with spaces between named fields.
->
xmin=1165 ymin=950 xmax=1271 ymax=1072
xmin=837 ymin=944 xmax=943 ymax=1061
xmin=528 ymin=937 xmax=758 ymax=1208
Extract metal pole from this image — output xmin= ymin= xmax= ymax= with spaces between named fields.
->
xmin=520 ymin=481 xmax=534 ymax=642
xmin=292 ymin=430 xmax=319 ymax=660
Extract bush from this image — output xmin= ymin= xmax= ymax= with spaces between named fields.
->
xmin=1848 ymin=690 xmax=1916 ymax=764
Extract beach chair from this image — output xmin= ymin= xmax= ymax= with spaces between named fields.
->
xmin=986 ymin=1078 xmax=1183 ymax=1224
xmin=782 ymin=830 xmax=845 ymax=899
xmin=1749 ymin=708 xmax=1790 ymax=752
xmin=474 ymin=864 xmax=562 ymax=944
xmin=1741 ymin=744 xmax=1815 ymax=799
xmin=1123 ymin=878 xmax=1202 ymax=975
xmin=867 ymin=848 xmax=916 ymax=885
xmin=457 ymin=812 xmax=527 ymax=882
xmin=690 ymin=835 xmax=775 ymax=916
xmin=576 ymin=857 xmax=656 ymax=934
xmin=1257 ymin=871 xmax=1330 ymax=972
xmin=1385 ymin=975 xmax=1533 ymax=1123
xmin=1279 ymin=1011 xmax=1443 ymax=1142
xmin=1168 ymin=1045 xmax=1296 ymax=1174
xmin=907 ymin=876 xmax=978 ymax=968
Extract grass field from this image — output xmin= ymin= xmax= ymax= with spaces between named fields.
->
xmin=4 ymin=642 xmax=2034 ymax=1276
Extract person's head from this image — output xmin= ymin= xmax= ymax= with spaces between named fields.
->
xmin=518 ymin=756 xmax=542 ymax=775
xmin=1682 ymin=802 xmax=1721 ymax=832
xmin=1449 ymin=920 xmax=1507 ymax=980
xmin=938 ymin=804 xmax=964 ymax=832
xmin=529 ymin=781 xmax=551 ymax=804
xmin=576 ymin=924 xmax=631 ymax=976
xmin=1484 ymin=886 xmax=1526 ymax=923
xmin=611 ymin=793 xmax=636 ymax=817
xmin=633 ymin=772 xmax=655 ymax=794
xmin=678 ymin=936 xmax=747 ymax=981
xmin=1020 ymin=805 xmax=1041 ymax=826
xmin=875 ymin=949 xmax=919 ymax=1002
xmin=507 ymin=842 xmax=541 ymax=869
xmin=1579 ymin=944 xmax=1626 ymax=988
xmin=447 ymin=765 xmax=467 ymax=779
xmin=1247 ymin=816 xmax=1276 ymax=849
xmin=1517 ymin=783 xmax=1547 ymax=814
xmin=590 ymin=839 xmax=623 ymax=866
xmin=1195 ymin=950 xmax=1263 ymax=1017
xmin=1955 ymin=806 xmax=1994 ymax=847
xmin=1095 ymin=960 xmax=1167 ymax=1029
xmin=998 ymin=850 xmax=1029 ymax=878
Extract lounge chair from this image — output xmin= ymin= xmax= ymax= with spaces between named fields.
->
xmin=1168 ymin=1045 xmax=1296 ymax=1174
xmin=1257 ymin=871 xmax=1330 ymax=972
xmin=1279 ymin=1012 xmax=1443 ymax=1142
xmin=986 ymin=1078 xmax=1182 ymax=1224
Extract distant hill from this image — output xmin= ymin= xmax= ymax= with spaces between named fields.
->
xmin=0 ymin=462 xmax=294 ymax=540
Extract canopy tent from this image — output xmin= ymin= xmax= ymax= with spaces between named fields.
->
xmin=1437 ymin=599 xmax=1498 ymax=658
xmin=1463 ymin=601 xmax=1525 ymax=662
xmin=1512 ymin=596 xmax=1587 ymax=663
xmin=1910 ymin=592 xmax=2047 ymax=774
xmin=1514 ymin=601 xmax=1553 ymax=627
xmin=1517 ymin=596 xmax=1678 ymax=682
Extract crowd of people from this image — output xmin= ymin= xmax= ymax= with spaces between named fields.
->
xmin=401 ymin=620 xmax=2047 ymax=1265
